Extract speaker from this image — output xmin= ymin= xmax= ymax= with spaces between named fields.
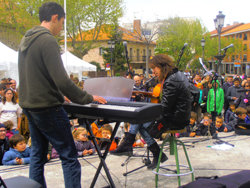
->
xmin=0 ymin=176 xmax=42 ymax=188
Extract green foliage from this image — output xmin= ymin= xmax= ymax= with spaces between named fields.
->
xmin=89 ymin=61 xmax=102 ymax=71
xmin=102 ymin=21 xmax=127 ymax=74
xmin=156 ymin=17 xmax=243 ymax=71
xmin=0 ymin=0 xmax=124 ymax=54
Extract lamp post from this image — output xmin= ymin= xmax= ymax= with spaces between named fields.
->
xmin=214 ymin=11 xmax=225 ymax=73
xmin=108 ymin=41 xmax=115 ymax=76
xmin=201 ymin=37 xmax=205 ymax=62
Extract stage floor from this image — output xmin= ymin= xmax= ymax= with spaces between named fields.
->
xmin=0 ymin=132 xmax=250 ymax=188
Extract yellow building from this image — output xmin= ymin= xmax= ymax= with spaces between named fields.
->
xmin=210 ymin=23 xmax=250 ymax=75
xmin=72 ymin=20 xmax=156 ymax=75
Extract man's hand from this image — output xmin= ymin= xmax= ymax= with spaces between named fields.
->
xmin=93 ymin=95 xmax=107 ymax=104
xmin=83 ymin=150 xmax=88 ymax=156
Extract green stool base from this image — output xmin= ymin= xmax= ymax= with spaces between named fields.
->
xmin=153 ymin=134 xmax=195 ymax=187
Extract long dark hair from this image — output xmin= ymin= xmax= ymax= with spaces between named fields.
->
xmin=149 ymin=54 xmax=175 ymax=81
xmin=3 ymin=88 xmax=16 ymax=104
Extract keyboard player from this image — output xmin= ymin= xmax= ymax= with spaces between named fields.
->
xmin=111 ymin=54 xmax=192 ymax=170
xmin=18 ymin=2 xmax=106 ymax=187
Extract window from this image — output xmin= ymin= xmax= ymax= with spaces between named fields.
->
xmin=232 ymin=55 xmax=235 ymax=62
xmin=142 ymin=49 xmax=146 ymax=62
xmin=230 ymin=64 xmax=234 ymax=74
xmin=244 ymin=44 xmax=247 ymax=51
xmin=137 ymin=49 xmax=140 ymax=61
xmin=243 ymin=54 xmax=247 ymax=62
xmin=239 ymin=33 xmax=242 ymax=38
xmin=226 ymin=64 xmax=230 ymax=74
xmin=129 ymin=48 xmax=133 ymax=60
xmin=149 ymin=49 xmax=152 ymax=57
xmin=99 ymin=47 xmax=103 ymax=55
xmin=243 ymin=33 xmax=247 ymax=40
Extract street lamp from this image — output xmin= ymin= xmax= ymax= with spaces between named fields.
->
xmin=201 ymin=37 xmax=205 ymax=62
xmin=108 ymin=41 xmax=115 ymax=76
xmin=214 ymin=11 xmax=225 ymax=73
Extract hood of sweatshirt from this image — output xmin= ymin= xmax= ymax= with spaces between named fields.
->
xmin=211 ymin=80 xmax=221 ymax=89
xmin=19 ymin=26 xmax=51 ymax=52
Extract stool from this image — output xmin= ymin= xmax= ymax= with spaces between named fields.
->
xmin=153 ymin=129 xmax=194 ymax=187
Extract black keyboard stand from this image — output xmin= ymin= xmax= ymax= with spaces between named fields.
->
xmin=84 ymin=119 xmax=120 ymax=188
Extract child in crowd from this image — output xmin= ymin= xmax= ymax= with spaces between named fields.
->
xmin=99 ymin=124 xmax=117 ymax=151
xmin=180 ymin=112 xmax=199 ymax=137
xmin=28 ymin=137 xmax=52 ymax=161
xmin=2 ymin=134 xmax=30 ymax=165
xmin=3 ymin=120 xmax=14 ymax=139
xmin=72 ymin=127 xmax=95 ymax=157
xmin=215 ymin=116 xmax=233 ymax=133
xmin=225 ymin=102 xmax=236 ymax=124
xmin=245 ymin=106 xmax=250 ymax=124
xmin=227 ymin=107 xmax=247 ymax=130
xmin=196 ymin=113 xmax=216 ymax=136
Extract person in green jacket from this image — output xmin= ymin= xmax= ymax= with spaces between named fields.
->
xmin=207 ymin=80 xmax=224 ymax=116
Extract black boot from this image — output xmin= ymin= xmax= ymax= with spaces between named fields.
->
xmin=147 ymin=142 xmax=168 ymax=170
xmin=110 ymin=132 xmax=136 ymax=156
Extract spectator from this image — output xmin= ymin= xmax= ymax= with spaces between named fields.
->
xmin=72 ymin=127 xmax=95 ymax=157
xmin=222 ymin=76 xmax=233 ymax=112
xmin=245 ymin=106 xmax=250 ymax=124
xmin=235 ymin=81 xmax=250 ymax=108
xmin=100 ymin=124 xmax=117 ymax=151
xmin=0 ymin=84 xmax=6 ymax=102
xmin=215 ymin=116 xmax=233 ymax=133
xmin=226 ymin=78 xmax=242 ymax=104
xmin=196 ymin=113 xmax=216 ymax=136
xmin=3 ymin=120 xmax=14 ymax=139
xmin=179 ymin=112 xmax=199 ymax=137
xmin=225 ymin=102 xmax=236 ymax=124
xmin=202 ymin=80 xmax=212 ymax=113
xmin=0 ymin=124 xmax=9 ymax=165
xmin=207 ymin=80 xmax=224 ymax=117
xmin=2 ymin=134 xmax=30 ymax=165
xmin=0 ymin=89 xmax=22 ymax=134
xmin=227 ymin=107 xmax=247 ymax=130
xmin=10 ymin=79 xmax=17 ymax=92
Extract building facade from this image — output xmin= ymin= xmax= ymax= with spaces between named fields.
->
xmin=210 ymin=23 xmax=250 ymax=76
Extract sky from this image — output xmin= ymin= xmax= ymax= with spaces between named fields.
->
xmin=120 ymin=0 xmax=250 ymax=31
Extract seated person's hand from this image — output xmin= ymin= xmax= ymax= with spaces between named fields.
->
xmin=82 ymin=150 xmax=88 ymax=156
xmin=189 ymin=132 xmax=196 ymax=137
xmin=47 ymin=154 xmax=51 ymax=160
xmin=16 ymin=157 xmax=22 ymax=165
xmin=216 ymin=130 xmax=219 ymax=134
xmin=88 ymin=149 xmax=93 ymax=155
xmin=224 ymin=127 xmax=228 ymax=132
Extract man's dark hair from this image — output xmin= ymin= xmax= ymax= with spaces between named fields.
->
xmin=234 ymin=77 xmax=241 ymax=83
xmin=9 ymin=134 xmax=25 ymax=148
xmin=39 ymin=2 xmax=65 ymax=23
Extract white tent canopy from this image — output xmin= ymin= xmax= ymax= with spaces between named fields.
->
xmin=62 ymin=51 xmax=96 ymax=72
xmin=0 ymin=42 xmax=19 ymax=83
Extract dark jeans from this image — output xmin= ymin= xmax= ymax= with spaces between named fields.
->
xmin=23 ymin=106 xmax=81 ymax=188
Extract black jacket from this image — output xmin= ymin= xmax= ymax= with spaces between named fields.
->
xmin=0 ymin=137 xmax=9 ymax=165
xmin=161 ymin=69 xmax=192 ymax=129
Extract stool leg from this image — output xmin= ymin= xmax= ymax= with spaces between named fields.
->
xmin=155 ymin=138 xmax=168 ymax=188
xmin=173 ymin=138 xmax=181 ymax=187
xmin=178 ymin=140 xmax=195 ymax=182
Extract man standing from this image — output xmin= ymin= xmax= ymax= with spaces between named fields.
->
xmin=18 ymin=2 xmax=106 ymax=188
xmin=0 ymin=124 xmax=9 ymax=165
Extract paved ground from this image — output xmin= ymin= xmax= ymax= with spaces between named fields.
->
xmin=0 ymin=132 xmax=250 ymax=188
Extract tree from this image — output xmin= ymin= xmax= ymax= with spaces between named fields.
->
xmin=0 ymin=0 xmax=124 ymax=56
xmin=156 ymin=17 xmax=242 ymax=71
xmin=102 ymin=21 xmax=127 ymax=75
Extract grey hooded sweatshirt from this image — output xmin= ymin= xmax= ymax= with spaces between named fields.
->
xmin=18 ymin=26 xmax=93 ymax=109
